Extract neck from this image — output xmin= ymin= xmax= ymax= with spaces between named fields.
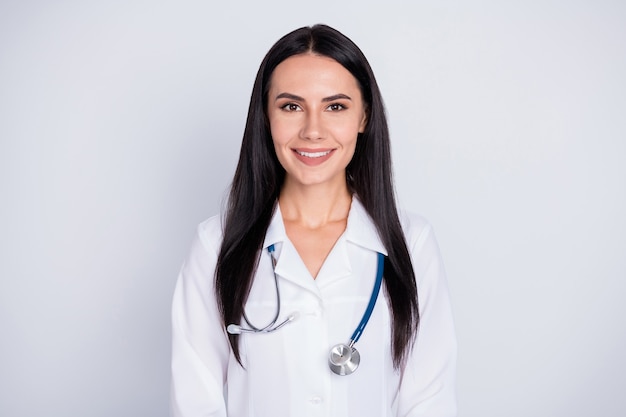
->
xmin=279 ymin=177 xmax=352 ymax=229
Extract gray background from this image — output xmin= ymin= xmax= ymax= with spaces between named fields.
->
xmin=1 ymin=0 xmax=625 ymax=416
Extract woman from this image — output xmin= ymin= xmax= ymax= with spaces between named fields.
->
xmin=171 ymin=24 xmax=456 ymax=416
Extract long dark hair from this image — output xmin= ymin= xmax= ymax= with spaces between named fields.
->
xmin=215 ymin=24 xmax=419 ymax=370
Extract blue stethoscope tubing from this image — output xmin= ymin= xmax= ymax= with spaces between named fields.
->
xmin=349 ymin=250 xmax=384 ymax=345
xmin=226 ymin=243 xmax=385 ymax=376
xmin=328 ymin=251 xmax=384 ymax=375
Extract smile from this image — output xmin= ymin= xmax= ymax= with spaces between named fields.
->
xmin=292 ymin=148 xmax=335 ymax=166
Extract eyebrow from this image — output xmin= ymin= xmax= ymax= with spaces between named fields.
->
xmin=274 ymin=92 xmax=352 ymax=102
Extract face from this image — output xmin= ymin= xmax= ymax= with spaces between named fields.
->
xmin=267 ymin=53 xmax=367 ymax=189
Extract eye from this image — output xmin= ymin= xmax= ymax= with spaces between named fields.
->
xmin=326 ymin=103 xmax=346 ymax=111
xmin=280 ymin=103 xmax=302 ymax=112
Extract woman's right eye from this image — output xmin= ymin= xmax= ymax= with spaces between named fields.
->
xmin=281 ymin=103 xmax=302 ymax=112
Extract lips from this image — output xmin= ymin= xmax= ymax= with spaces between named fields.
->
xmin=292 ymin=148 xmax=335 ymax=166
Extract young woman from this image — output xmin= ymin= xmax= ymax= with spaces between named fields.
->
xmin=171 ymin=24 xmax=456 ymax=417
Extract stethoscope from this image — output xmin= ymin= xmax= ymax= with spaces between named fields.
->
xmin=227 ymin=244 xmax=384 ymax=376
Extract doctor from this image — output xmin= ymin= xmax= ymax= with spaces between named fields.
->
xmin=171 ymin=25 xmax=457 ymax=416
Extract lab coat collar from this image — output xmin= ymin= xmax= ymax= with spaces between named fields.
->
xmin=263 ymin=203 xmax=320 ymax=294
xmin=261 ymin=196 xmax=387 ymax=294
xmin=344 ymin=196 xmax=388 ymax=256
xmin=262 ymin=196 xmax=387 ymax=256
xmin=263 ymin=203 xmax=287 ymax=251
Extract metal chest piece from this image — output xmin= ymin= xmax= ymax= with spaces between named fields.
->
xmin=328 ymin=343 xmax=360 ymax=376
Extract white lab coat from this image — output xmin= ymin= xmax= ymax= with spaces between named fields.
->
xmin=171 ymin=198 xmax=457 ymax=417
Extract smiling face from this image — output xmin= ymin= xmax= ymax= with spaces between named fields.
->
xmin=267 ymin=53 xmax=367 ymax=190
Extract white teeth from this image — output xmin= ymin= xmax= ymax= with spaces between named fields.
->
xmin=296 ymin=150 xmax=331 ymax=158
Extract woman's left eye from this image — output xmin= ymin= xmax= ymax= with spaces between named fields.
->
xmin=327 ymin=103 xmax=345 ymax=111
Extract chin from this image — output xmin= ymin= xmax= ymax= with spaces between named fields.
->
xmin=285 ymin=171 xmax=347 ymax=188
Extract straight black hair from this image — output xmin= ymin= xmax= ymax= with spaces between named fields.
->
xmin=215 ymin=24 xmax=419 ymax=370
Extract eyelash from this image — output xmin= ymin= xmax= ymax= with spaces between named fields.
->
xmin=279 ymin=103 xmax=347 ymax=112
xmin=281 ymin=103 xmax=302 ymax=112
xmin=327 ymin=103 xmax=346 ymax=111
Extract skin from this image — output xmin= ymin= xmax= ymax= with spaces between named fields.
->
xmin=266 ymin=53 xmax=367 ymax=278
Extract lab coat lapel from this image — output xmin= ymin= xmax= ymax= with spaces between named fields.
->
xmin=344 ymin=198 xmax=388 ymax=256
xmin=263 ymin=204 xmax=321 ymax=296
xmin=314 ymin=237 xmax=352 ymax=289
xmin=263 ymin=203 xmax=285 ymax=251
xmin=273 ymin=241 xmax=321 ymax=296
xmin=315 ymin=198 xmax=386 ymax=288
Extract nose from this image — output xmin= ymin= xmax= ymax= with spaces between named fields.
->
xmin=300 ymin=111 xmax=325 ymax=140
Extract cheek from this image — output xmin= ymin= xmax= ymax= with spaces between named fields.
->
xmin=269 ymin=122 xmax=291 ymax=167
xmin=335 ymin=122 xmax=361 ymax=145
xmin=269 ymin=118 xmax=293 ymax=146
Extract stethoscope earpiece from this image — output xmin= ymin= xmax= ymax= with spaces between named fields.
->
xmin=329 ymin=343 xmax=360 ymax=376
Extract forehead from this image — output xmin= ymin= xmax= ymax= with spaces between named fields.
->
xmin=269 ymin=54 xmax=361 ymax=96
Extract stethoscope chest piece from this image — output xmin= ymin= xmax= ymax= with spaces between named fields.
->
xmin=328 ymin=343 xmax=360 ymax=376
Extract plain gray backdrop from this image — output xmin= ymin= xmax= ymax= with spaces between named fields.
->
xmin=1 ymin=0 xmax=625 ymax=416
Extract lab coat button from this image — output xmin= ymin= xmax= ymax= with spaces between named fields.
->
xmin=308 ymin=396 xmax=323 ymax=405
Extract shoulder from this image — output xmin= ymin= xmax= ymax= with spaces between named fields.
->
xmin=177 ymin=214 xmax=224 ymax=292
xmin=397 ymin=209 xmax=445 ymax=279
xmin=398 ymin=210 xmax=435 ymax=252
xmin=188 ymin=214 xmax=224 ymax=259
